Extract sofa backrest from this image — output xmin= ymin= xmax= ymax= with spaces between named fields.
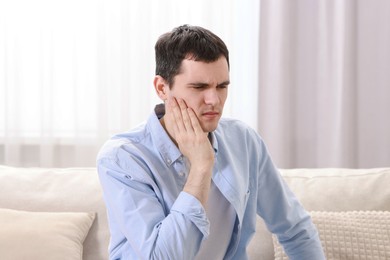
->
xmin=281 ymin=168 xmax=390 ymax=211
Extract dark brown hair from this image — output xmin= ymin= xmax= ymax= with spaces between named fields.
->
xmin=155 ymin=25 xmax=229 ymax=86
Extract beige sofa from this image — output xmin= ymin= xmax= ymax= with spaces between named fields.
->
xmin=0 ymin=165 xmax=389 ymax=259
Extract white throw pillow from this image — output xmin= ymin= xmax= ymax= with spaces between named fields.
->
xmin=273 ymin=211 xmax=390 ymax=260
xmin=0 ymin=208 xmax=95 ymax=260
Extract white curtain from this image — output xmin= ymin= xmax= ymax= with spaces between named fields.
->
xmin=259 ymin=0 xmax=390 ymax=168
xmin=0 ymin=0 xmax=260 ymax=167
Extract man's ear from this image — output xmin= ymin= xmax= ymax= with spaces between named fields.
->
xmin=154 ymin=75 xmax=169 ymax=101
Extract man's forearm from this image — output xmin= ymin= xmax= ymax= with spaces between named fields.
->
xmin=183 ymin=164 xmax=213 ymax=206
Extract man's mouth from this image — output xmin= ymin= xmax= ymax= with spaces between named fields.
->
xmin=202 ymin=111 xmax=220 ymax=119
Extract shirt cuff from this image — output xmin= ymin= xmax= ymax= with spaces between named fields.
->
xmin=171 ymin=191 xmax=210 ymax=238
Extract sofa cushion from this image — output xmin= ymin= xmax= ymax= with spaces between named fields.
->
xmin=0 ymin=208 xmax=95 ymax=260
xmin=0 ymin=166 xmax=109 ymax=260
xmin=273 ymin=211 xmax=390 ymax=259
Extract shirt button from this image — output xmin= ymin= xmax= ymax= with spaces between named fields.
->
xmin=166 ymin=159 xmax=172 ymax=164
xmin=178 ymin=172 xmax=185 ymax=177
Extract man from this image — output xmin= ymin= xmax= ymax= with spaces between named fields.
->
xmin=97 ymin=25 xmax=325 ymax=259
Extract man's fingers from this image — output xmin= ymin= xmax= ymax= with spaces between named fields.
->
xmin=166 ymin=97 xmax=202 ymax=139
xmin=163 ymin=99 xmax=178 ymax=138
xmin=170 ymin=97 xmax=186 ymax=133
xmin=187 ymin=107 xmax=204 ymax=135
xmin=177 ymin=99 xmax=194 ymax=133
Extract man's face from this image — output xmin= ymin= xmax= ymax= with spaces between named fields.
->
xmin=166 ymin=56 xmax=229 ymax=133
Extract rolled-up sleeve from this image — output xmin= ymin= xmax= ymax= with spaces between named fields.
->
xmin=171 ymin=191 xmax=210 ymax=237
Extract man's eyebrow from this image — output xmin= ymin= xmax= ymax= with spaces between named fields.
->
xmin=187 ymin=80 xmax=230 ymax=87
xmin=187 ymin=82 xmax=209 ymax=87
xmin=217 ymin=80 xmax=230 ymax=86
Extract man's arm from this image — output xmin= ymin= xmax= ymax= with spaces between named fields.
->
xmin=97 ymin=97 xmax=215 ymax=259
xmin=164 ymin=97 xmax=215 ymax=206
xmin=254 ymin=136 xmax=326 ymax=259
xmin=98 ymin=158 xmax=209 ymax=259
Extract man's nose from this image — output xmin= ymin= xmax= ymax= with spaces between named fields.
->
xmin=204 ymin=88 xmax=220 ymax=106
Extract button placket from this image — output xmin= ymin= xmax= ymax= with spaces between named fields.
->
xmin=173 ymin=156 xmax=188 ymax=179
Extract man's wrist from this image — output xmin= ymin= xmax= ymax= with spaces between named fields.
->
xmin=190 ymin=162 xmax=214 ymax=174
xmin=183 ymin=165 xmax=213 ymax=206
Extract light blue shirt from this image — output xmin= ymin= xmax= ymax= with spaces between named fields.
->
xmin=97 ymin=104 xmax=325 ymax=260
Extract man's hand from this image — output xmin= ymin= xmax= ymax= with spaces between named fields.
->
xmin=166 ymin=97 xmax=214 ymax=168
xmin=164 ymin=97 xmax=214 ymax=206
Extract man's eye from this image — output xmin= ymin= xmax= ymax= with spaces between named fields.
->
xmin=193 ymin=86 xmax=206 ymax=89
xmin=218 ymin=85 xmax=228 ymax=89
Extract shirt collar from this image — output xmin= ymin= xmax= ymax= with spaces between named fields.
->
xmin=209 ymin=131 xmax=219 ymax=155
xmin=147 ymin=104 xmax=219 ymax=166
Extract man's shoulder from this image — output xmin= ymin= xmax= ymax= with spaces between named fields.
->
xmin=219 ymin=117 xmax=249 ymax=126
xmin=97 ymin=122 xmax=149 ymax=161
xmin=216 ymin=118 xmax=265 ymax=151
xmin=217 ymin=117 xmax=258 ymax=136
